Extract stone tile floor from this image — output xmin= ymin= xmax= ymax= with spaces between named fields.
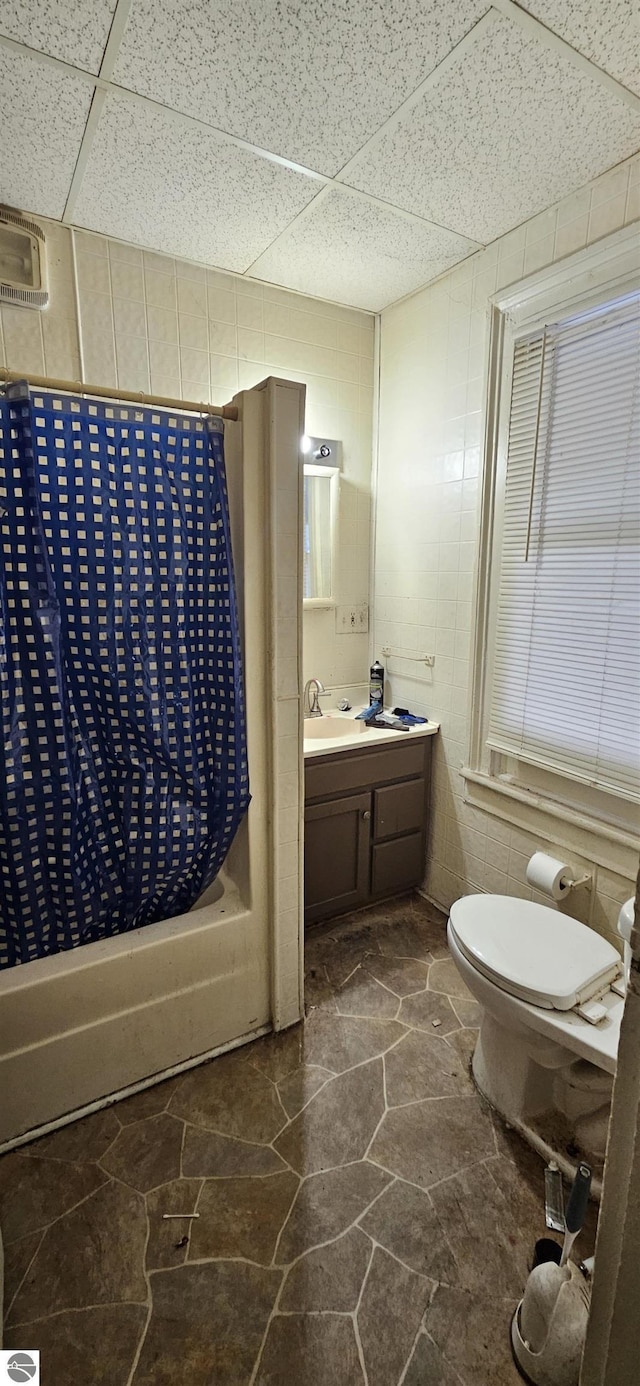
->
xmin=0 ymin=893 xmax=595 ymax=1385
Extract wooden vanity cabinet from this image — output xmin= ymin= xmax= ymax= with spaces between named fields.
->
xmin=304 ymin=736 xmax=432 ymax=925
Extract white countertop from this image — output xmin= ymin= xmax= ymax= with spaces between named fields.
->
xmin=303 ymin=707 xmax=440 ymax=759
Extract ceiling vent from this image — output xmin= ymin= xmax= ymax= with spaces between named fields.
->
xmin=0 ymin=207 xmax=48 ymax=309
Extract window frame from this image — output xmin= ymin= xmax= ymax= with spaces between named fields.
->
xmin=464 ymin=223 xmax=640 ymax=851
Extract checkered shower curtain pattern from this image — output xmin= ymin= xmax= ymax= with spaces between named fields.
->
xmin=0 ymin=390 xmax=249 ymax=969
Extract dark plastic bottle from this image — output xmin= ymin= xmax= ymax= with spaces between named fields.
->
xmin=369 ymin=659 xmax=384 ymax=707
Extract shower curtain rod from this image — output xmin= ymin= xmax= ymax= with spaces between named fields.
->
xmin=0 ymin=367 xmax=239 ymax=422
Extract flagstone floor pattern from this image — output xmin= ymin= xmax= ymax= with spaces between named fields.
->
xmin=1 ymin=894 xmax=586 ymax=1384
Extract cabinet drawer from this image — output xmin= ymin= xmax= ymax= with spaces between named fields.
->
xmin=374 ymin=778 xmax=425 ymax=842
xmin=305 ymin=738 xmax=427 ymax=801
xmin=371 ymin=833 xmax=424 ymax=897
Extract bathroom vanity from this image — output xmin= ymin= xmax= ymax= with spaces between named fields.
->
xmin=303 ymin=714 xmax=439 ymax=924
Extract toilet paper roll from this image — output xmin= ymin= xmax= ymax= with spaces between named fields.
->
xmin=526 ymin=852 xmax=571 ymax=901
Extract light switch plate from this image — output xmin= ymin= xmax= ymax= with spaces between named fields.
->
xmin=336 ymin=602 xmax=368 ymax=634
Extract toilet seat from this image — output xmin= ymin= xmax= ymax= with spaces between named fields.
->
xmin=449 ymin=895 xmax=622 ymax=1012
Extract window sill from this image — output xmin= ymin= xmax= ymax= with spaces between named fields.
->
xmin=461 ymin=766 xmax=640 ymax=879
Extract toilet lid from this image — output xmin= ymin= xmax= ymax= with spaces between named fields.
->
xmin=449 ymin=895 xmax=621 ymax=1010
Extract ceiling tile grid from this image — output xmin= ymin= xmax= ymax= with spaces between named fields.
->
xmin=521 ymin=0 xmax=640 ymax=97
xmin=0 ymin=0 xmax=116 ymax=74
xmin=111 ymin=0 xmax=490 ymax=176
xmin=0 ymin=46 xmax=94 ymax=219
xmin=343 ymin=8 xmax=640 ymax=244
xmin=0 ymin=0 xmax=638 ymax=311
xmin=249 ymin=186 xmax=480 ymax=312
xmin=72 ymin=89 xmax=322 ymax=272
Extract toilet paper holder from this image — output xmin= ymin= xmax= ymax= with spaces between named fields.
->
xmin=560 ymin=870 xmax=592 ymax=892
xmin=526 ymin=851 xmax=592 ymax=900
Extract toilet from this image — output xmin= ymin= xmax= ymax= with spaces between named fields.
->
xmin=447 ymin=893 xmax=636 ymax=1182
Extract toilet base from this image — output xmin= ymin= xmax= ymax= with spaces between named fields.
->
xmin=472 ymin=1015 xmax=609 ymax=1193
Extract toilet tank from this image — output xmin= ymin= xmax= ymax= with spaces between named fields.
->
xmin=618 ymin=898 xmax=636 ymax=944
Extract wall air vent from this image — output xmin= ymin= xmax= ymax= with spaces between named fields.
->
xmin=0 ymin=207 xmax=48 ymax=309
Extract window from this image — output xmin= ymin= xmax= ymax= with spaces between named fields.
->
xmin=468 ymin=229 xmax=640 ymax=838
xmin=303 ymin=463 xmax=339 ymax=605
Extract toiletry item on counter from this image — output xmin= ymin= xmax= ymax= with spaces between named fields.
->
xmin=354 ymin=706 xmax=410 ymax=731
xmin=371 ymin=711 xmax=411 ymax=731
xmin=392 ymin=707 xmax=428 ymax=725
xmin=369 ymin=659 xmax=384 ymax=706
xmin=354 ymin=705 xmax=410 ymax=731
xmin=355 ymin=704 xmax=380 ymax=722
xmin=337 ymin=699 xmax=352 ymax=711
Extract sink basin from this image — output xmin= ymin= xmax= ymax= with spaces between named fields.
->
xmin=303 ymin=717 xmax=367 ymax=740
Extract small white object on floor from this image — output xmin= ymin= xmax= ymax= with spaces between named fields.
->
xmin=432 ymin=1019 xmax=442 ymax=1028
xmin=162 ymin=1212 xmax=200 ymax=1220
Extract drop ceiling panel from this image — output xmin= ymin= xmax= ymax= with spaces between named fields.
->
xmin=0 ymin=0 xmax=116 ymax=74
xmin=248 ymin=187 xmax=480 ymax=312
xmin=112 ymin=0 xmax=489 ymax=176
xmin=0 ymin=46 xmax=94 ymax=219
xmin=345 ymin=9 xmax=640 ymax=244
xmin=72 ymin=90 xmax=321 ymax=271
xmin=521 ymin=0 xmax=640 ymax=97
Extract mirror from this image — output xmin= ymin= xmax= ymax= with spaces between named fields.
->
xmin=303 ymin=464 xmax=339 ymax=605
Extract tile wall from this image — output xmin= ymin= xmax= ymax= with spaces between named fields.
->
xmin=374 ymin=153 xmax=640 ymax=946
xmin=0 ymin=220 xmax=375 ymax=698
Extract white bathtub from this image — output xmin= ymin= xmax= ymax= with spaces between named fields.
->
xmin=0 ymin=848 xmax=273 ymax=1148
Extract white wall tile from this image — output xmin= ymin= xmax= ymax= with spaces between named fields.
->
xmin=1 ymin=305 xmax=45 ymax=374
xmin=115 ymin=334 xmax=150 ymax=393
xmin=178 ymin=278 xmax=207 ymax=319
xmin=144 ymin=270 xmax=177 ymax=311
xmin=237 ymin=297 xmax=264 ymax=331
xmin=375 ymin=153 xmax=639 ymax=926
xmin=148 ymin=339 xmax=180 ymax=383
xmin=179 ymin=314 xmax=209 ymax=352
xmin=109 ymin=258 xmax=145 ymax=302
xmin=147 ymin=306 xmax=179 ymax=344
xmin=76 ymin=251 xmax=111 ymax=297
xmin=179 ymin=347 xmax=209 ymax=386
xmin=588 ymin=194 xmax=629 ymax=242
xmin=42 ymin=311 xmax=80 ymax=379
xmin=113 ymin=297 xmax=146 ymax=339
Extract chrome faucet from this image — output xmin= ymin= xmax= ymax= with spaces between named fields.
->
xmin=303 ymin=678 xmax=326 ymax=717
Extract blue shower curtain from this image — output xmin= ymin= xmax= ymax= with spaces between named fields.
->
xmin=0 ymin=387 xmax=250 ymax=969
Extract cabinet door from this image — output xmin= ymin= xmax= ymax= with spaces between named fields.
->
xmin=371 ymin=832 xmax=424 ymax=898
xmin=304 ymin=791 xmax=371 ymax=924
xmin=374 ymin=777 xmax=425 ymax=841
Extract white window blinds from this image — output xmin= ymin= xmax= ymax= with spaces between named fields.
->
xmin=488 ymin=294 xmax=640 ymax=802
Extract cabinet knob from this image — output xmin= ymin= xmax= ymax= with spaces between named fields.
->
xmin=362 ymin=810 xmax=371 ymax=820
